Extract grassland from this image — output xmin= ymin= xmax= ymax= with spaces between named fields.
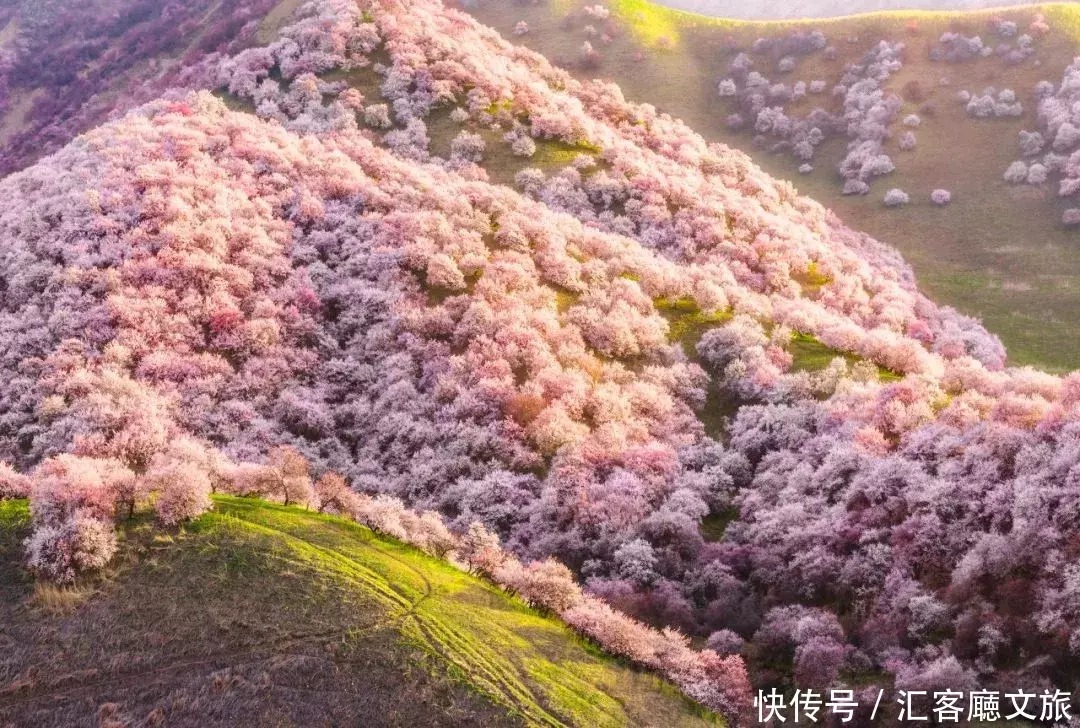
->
xmin=459 ymin=0 xmax=1080 ymax=372
xmin=256 ymin=0 xmax=308 ymax=43
xmin=650 ymin=0 xmax=1038 ymax=21
xmin=0 ymin=496 xmax=720 ymax=728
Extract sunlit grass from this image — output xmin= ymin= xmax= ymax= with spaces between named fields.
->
xmin=200 ymin=497 xmax=725 ymax=727
xmin=608 ymin=0 xmax=689 ymax=48
xmin=0 ymin=497 xmax=28 ymax=530
xmin=0 ymin=495 xmax=720 ymax=728
xmin=655 ymin=296 xmax=732 ymax=353
xmin=788 ymin=331 xmax=903 ymax=381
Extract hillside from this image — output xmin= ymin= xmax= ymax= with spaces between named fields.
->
xmin=461 ymin=0 xmax=1080 ymax=371
xmin=2 ymin=0 xmax=1080 ymax=720
xmin=649 ymin=0 xmax=1036 ymax=21
xmin=0 ymin=0 xmax=302 ymax=176
xmin=0 ymin=496 xmax=718 ymax=727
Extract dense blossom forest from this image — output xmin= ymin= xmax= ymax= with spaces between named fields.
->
xmin=0 ymin=0 xmax=286 ymax=175
xmin=2 ymin=0 xmax=1080 ymax=723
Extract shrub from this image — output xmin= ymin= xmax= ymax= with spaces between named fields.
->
xmin=513 ymin=20 xmax=528 ymax=36
xmin=508 ymin=132 xmax=536 ymax=157
xmin=502 ymin=558 xmax=583 ymax=612
xmin=412 ymin=511 xmax=457 ymax=558
xmin=728 ymin=52 xmax=752 ymax=73
xmin=966 ymin=93 xmax=995 ymax=118
xmin=141 ymin=439 xmax=218 ymax=526
xmin=930 ymin=188 xmax=952 ymax=205
xmin=1003 ymin=160 xmax=1028 ymax=183
xmin=883 ymin=188 xmax=910 ymax=207
xmin=1019 ymin=130 xmax=1045 ymax=157
xmin=25 ymin=512 xmax=117 ymax=584
xmin=352 ymin=494 xmax=410 ymax=541
xmin=1054 ymin=122 xmax=1080 ymax=152
xmin=902 ymin=80 xmax=927 ymax=102
xmin=450 ymin=130 xmax=485 ymax=163
xmin=614 ymin=538 xmax=659 ymax=585
xmin=0 ymin=462 xmax=29 ymax=499
xmin=707 ymin=629 xmax=744 ymax=656
xmin=29 ymin=456 xmax=136 ymax=526
xmin=364 ymin=103 xmax=392 ymax=128
xmin=580 ymin=41 xmax=600 ymax=69
xmin=315 ymin=472 xmax=360 ymax=515
xmin=264 ymin=446 xmax=316 ymax=508
xmin=456 ymin=522 xmax=506 ymax=576
xmin=146 ymin=460 xmax=212 ymax=526
xmin=681 ymin=651 xmax=753 ymax=721
xmin=842 ymin=179 xmax=870 ymax=195
xmin=1026 ymin=163 xmax=1048 ymax=184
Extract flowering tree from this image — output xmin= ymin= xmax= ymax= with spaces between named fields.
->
xmin=884 ymin=188 xmax=910 ymax=207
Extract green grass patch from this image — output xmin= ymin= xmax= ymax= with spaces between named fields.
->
xmin=534 ymin=139 xmax=603 ymax=167
xmin=655 ymin=297 xmax=732 ymax=354
xmin=788 ymin=331 xmax=860 ymax=372
xmin=0 ymin=496 xmax=720 ymax=727
xmin=788 ymin=331 xmax=901 ymax=381
xmin=700 ymin=507 xmax=737 ymax=542
xmin=794 ymin=262 xmax=832 ymax=297
xmin=555 ymin=288 xmax=581 ymax=314
xmin=203 ymin=497 xmax=723 ymax=727
xmin=608 ymin=0 xmax=691 ymax=47
xmin=0 ymin=498 xmax=29 ymax=531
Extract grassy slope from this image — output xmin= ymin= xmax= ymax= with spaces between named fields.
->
xmin=458 ymin=0 xmax=1080 ymax=372
xmin=651 ymin=0 xmax=1035 ymax=21
xmin=0 ymin=497 xmax=720 ymax=728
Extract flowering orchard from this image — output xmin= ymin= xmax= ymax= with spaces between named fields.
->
xmin=0 ymin=0 xmax=1078 ymax=722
